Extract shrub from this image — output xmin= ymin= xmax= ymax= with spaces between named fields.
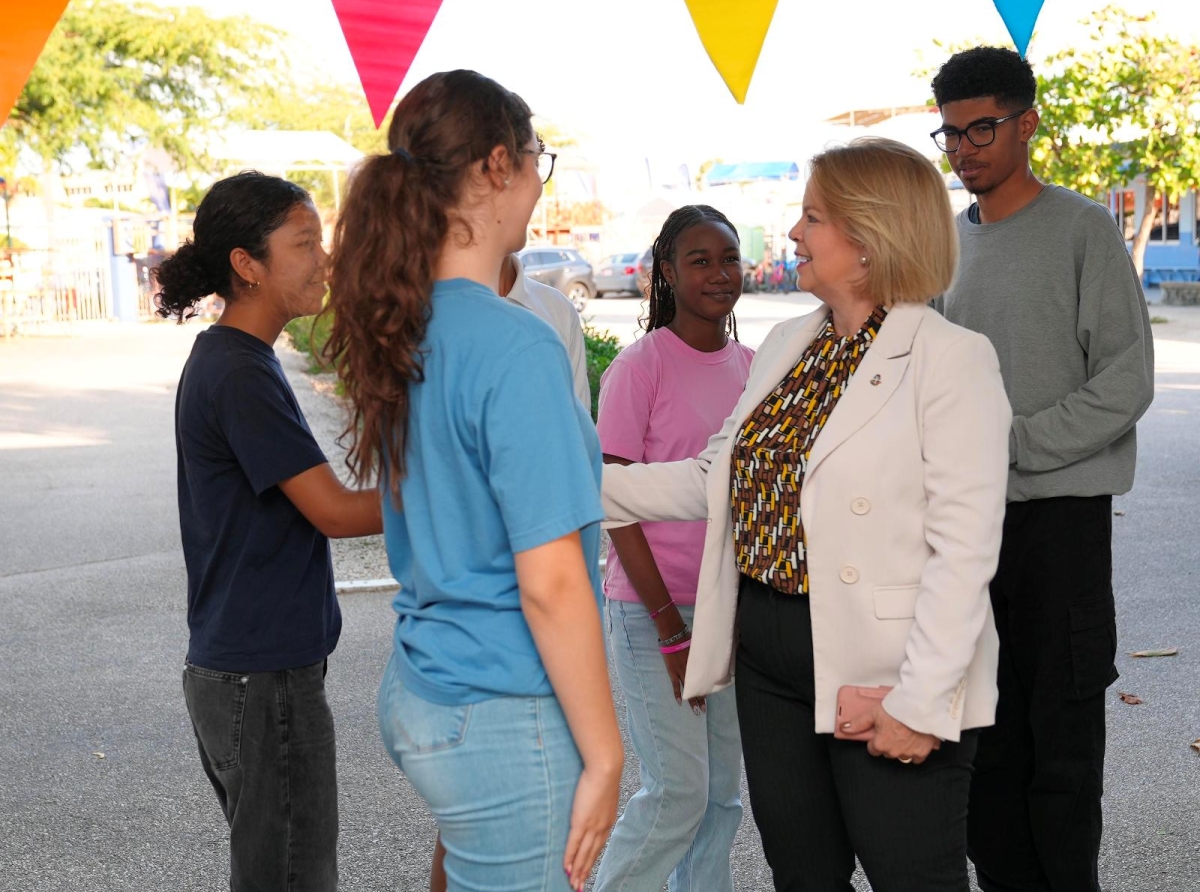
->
xmin=284 ymin=311 xmax=334 ymax=373
xmin=284 ymin=309 xmax=625 ymax=420
xmin=583 ymin=323 xmax=622 ymax=420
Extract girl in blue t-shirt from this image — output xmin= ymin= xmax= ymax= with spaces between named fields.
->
xmin=157 ymin=171 xmax=383 ymax=891
xmin=324 ymin=71 xmax=622 ymax=892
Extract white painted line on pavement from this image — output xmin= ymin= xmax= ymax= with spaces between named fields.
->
xmin=335 ymin=578 xmax=400 ymax=593
xmin=335 ymin=559 xmax=609 ymax=595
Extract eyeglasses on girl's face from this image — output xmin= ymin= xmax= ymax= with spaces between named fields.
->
xmin=521 ymin=149 xmax=557 ymax=184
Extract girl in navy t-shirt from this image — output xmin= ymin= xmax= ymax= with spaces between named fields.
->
xmin=157 ymin=172 xmax=382 ymax=892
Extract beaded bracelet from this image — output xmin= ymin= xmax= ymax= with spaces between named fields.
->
xmin=648 ymin=599 xmax=676 ymax=620
xmin=660 ymin=639 xmax=692 ymax=655
xmin=657 ymin=625 xmax=691 ymax=648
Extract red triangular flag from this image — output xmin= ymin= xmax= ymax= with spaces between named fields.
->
xmin=331 ymin=0 xmax=445 ymax=128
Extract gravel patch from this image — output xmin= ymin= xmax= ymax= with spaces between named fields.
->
xmin=277 ymin=336 xmax=394 ymax=586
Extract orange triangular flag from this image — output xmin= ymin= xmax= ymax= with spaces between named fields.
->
xmin=684 ymin=0 xmax=779 ymax=104
xmin=331 ymin=0 xmax=445 ymax=128
xmin=1 ymin=0 xmax=71 ymax=130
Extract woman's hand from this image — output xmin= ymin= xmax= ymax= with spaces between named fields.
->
xmin=563 ymin=761 xmax=621 ymax=891
xmin=841 ymin=703 xmax=941 ymax=764
xmin=661 ymin=642 xmax=706 ymax=714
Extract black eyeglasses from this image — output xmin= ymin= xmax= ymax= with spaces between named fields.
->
xmin=930 ymin=109 xmax=1031 ymax=153
xmin=522 ymin=149 xmax=557 ymax=184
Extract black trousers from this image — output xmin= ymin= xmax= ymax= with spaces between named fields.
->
xmin=735 ymin=575 xmax=978 ymax=892
xmin=183 ymin=660 xmax=338 ymax=892
xmin=968 ymin=495 xmax=1117 ymax=892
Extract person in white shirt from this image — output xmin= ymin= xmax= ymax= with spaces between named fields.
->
xmin=499 ymin=252 xmax=590 ymax=408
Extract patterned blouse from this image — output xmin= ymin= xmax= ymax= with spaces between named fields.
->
xmin=731 ymin=306 xmax=888 ymax=595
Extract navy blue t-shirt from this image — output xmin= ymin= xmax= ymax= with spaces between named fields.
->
xmin=175 ymin=325 xmax=340 ymax=672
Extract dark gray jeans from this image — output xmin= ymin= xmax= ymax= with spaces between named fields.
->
xmin=183 ymin=660 xmax=338 ymax=891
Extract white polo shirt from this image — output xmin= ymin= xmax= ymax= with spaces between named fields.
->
xmin=503 ymin=255 xmax=591 ymax=408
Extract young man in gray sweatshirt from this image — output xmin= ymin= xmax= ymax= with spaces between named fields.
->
xmin=931 ymin=47 xmax=1154 ymax=892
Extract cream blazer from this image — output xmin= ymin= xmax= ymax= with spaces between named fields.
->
xmin=602 ymin=303 xmax=1012 ymax=741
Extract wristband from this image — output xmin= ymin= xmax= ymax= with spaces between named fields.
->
xmin=657 ymin=625 xmax=691 ymax=647
xmin=648 ymin=599 xmax=676 ymax=620
xmin=660 ymin=639 xmax=692 ymax=655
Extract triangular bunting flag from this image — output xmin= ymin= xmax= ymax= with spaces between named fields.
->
xmin=991 ymin=0 xmax=1046 ymax=58
xmin=684 ymin=0 xmax=779 ymax=104
xmin=331 ymin=0 xmax=445 ymax=128
xmin=1 ymin=0 xmax=71 ymax=130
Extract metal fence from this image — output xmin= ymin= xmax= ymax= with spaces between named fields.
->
xmin=2 ymin=219 xmax=119 ymax=336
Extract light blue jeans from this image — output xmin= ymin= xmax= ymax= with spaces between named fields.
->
xmin=595 ymin=600 xmax=743 ymax=892
xmin=377 ymin=651 xmax=581 ymax=892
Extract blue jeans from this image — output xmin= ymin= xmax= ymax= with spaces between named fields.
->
xmin=378 ymin=651 xmax=581 ymax=892
xmin=182 ymin=660 xmax=338 ymax=892
xmin=595 ymin=600 xmax=743 ymax=892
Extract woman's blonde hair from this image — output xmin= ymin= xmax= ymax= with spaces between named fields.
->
xmin=807 ymin=137 xmax=958 ymax=306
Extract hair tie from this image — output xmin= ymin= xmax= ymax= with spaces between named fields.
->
xmin=392 ymin=146 xmax=415 ymax=162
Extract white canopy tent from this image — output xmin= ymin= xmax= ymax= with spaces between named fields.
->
xmin=209 ymin=131 xmax=365 ymax=210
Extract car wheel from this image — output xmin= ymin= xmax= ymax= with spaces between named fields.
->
xmin=566 ymin=281 xmax=592 ymax=312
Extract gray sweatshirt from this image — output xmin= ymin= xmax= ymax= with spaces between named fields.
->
xmin=937 ymin=185 xmax=1154 ymax=503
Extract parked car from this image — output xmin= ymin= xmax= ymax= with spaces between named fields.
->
xmin=517 ymin=246 xmax=595 ymax=312
xmin=595 ymin=249 xmax=651 ymax=298
xmin=632 ymin=247 xmax=655 ymax=298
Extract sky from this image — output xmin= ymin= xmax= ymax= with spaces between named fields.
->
xmin=152 ymin=0 xmax=1200 ymax=201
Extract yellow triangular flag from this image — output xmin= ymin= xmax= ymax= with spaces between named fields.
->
xmin=684 ymin=0 xmax=779 ymax=104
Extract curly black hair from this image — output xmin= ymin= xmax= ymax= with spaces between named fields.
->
xmin=154 ymin=171 xmax=309 ymax=322
xmin=931 ymin=46 xmax=1037 ymax=110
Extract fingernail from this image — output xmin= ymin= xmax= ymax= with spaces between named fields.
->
xmin=692 ymin=704 xmax=702 ymax=715
xmin=675 ymin=697 xmax=682 ymax=706
xmin=842 ymin=722 xmax=852 ymax=730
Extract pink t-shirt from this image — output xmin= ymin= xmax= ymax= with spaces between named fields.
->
xmin=597 ymin=327 xmax=754 ymax=604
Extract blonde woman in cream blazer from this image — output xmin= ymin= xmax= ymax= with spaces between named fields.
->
xmin=602 ymin=139 xmax=1011 ymax=892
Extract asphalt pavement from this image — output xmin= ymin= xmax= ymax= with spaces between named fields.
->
xmin=1 ymin=294 xmax=1197 ymax=891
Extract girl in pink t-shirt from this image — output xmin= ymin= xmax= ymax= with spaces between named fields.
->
xmin=593 ymin=205 xmax=752 ymax=892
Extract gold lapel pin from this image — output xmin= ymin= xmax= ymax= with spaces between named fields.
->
xmin=870 ymin=374 xmax=881 ymax=386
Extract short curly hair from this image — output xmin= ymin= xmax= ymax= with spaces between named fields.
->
xmin=932 ymin=46 xmax=1036 ymax=110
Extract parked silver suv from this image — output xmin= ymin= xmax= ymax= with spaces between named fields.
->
xmin=518 ymin=246 xmax=595 ymax=312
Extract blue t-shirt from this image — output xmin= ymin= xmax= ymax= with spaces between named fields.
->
xmin=175 ymin=325 xmax=340 ymax=672
xmin=384 ymin=278 xmax=603 ymax=705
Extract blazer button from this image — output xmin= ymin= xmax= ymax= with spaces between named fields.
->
xmin=851 ymin=497 xmax=870 ymax=515
xmin=839 ymin=566 xmax=860 ymax=584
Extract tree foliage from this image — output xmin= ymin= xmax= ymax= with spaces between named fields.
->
xmin=1034 ymin=6 xmax=1200 ymax=274
xmin=6 ymin=0 xmax=278 ymax=171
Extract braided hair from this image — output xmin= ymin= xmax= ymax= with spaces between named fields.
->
xmin=643 ymin=204 xmax=740 ymax=340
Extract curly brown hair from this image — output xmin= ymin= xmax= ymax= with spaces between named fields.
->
xmin=323 ymin=70 xmax=533 ymax=499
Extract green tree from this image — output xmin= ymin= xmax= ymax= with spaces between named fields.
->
xmin=6 ymin=0 xmax=278 ymax=170
xmin=243 ymin=81 xmax=388 ymax=155
xmin=240 ymin=81 xmax=386 ymax=210
xmin=1033 ymin=7 xmax=1200 ymax=276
